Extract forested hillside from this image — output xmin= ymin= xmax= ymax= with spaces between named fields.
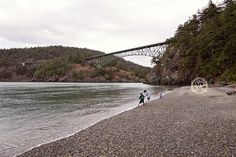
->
xmin=0 ymin=46 xmax=150 ymax=82
xmin=148 ymin=0 xmax=236 ymax=85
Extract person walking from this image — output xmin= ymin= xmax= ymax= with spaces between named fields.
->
xmin=143 ymin=90 xmax=150 ymax=102
xmin=138 ymin=93 xmax=145 ymax=106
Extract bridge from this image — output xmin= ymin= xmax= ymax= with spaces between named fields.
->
xmin=85 ymin=41 xmax=169 ymax=68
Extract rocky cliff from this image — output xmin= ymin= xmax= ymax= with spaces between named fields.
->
xmin=147 ymin=0 xmax=236 ymax=85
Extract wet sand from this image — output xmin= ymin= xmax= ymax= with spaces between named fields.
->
xmin=18 ymin=86 xmax=236 ymax=157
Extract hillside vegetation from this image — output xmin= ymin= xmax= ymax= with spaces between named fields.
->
xmin=0 ymin=46 xmax=150 ymax=82
xmin=149 ymin=0 xmax=236 ymax=85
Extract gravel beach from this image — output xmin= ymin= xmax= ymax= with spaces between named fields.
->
xmin=18 ymin=86 xmax=236 ymax=157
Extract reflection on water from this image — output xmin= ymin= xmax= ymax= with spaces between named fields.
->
xmin=0 ymin=82 xmax=170 ymax=156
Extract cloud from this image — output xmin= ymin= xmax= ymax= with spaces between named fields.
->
xmin=0 ymin=0 xmax=218 ymax=66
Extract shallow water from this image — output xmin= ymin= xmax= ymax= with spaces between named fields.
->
xmin=0 ymin=82 xmax=168 ymax=156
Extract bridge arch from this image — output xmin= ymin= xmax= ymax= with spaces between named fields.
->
xmin=85 ymin=41 xmax=168 ymax=61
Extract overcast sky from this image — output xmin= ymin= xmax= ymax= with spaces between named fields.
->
xmin=0 ymin=0 xmax=219 ymax=66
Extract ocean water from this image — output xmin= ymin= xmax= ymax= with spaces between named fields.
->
xmin=0 ymin=82 xmax=168 ymax=156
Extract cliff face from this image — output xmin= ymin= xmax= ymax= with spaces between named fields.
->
xmin=147 ymin=46 xmax=187 ymax=85
xmin=160 ymin=47 xmax=184 ymax=85
xmin=147 ymin=0 xmax=236 ymax=85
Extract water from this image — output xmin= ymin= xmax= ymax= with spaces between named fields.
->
xmin=0 ymin=82 xmax=169 ymax=157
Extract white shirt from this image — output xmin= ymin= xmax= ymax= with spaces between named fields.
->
xmin=145 ymin=92 xmax=149 ymax=97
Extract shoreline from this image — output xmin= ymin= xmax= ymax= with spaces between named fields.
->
xmin=18 ymin=86 xmax=236 ymax=156
xmin=14 ymin=104 xmax=139 ymax=156
xmin=15 ymin=91 xmax=165 ymax=157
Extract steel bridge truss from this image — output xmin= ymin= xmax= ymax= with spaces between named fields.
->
xmin=85 ymin=42 xmax=168 ymax=68
xmin=114 ymin=44 xmax=166 ymax=58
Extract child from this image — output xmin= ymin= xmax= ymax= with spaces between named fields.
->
xmin=144 ymin=90 xmax=150 ymax=102
xmin=159 ymin=91 xmax=164 ymax=99
xmin=138 ymin=93 xmax=145 ymax=106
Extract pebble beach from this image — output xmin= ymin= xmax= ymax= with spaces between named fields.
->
xmin=18 ymin=86 xmax=236 ymax=157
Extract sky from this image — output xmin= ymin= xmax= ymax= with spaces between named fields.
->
xmin=0 ymin=0 xmax=219 ymax=67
